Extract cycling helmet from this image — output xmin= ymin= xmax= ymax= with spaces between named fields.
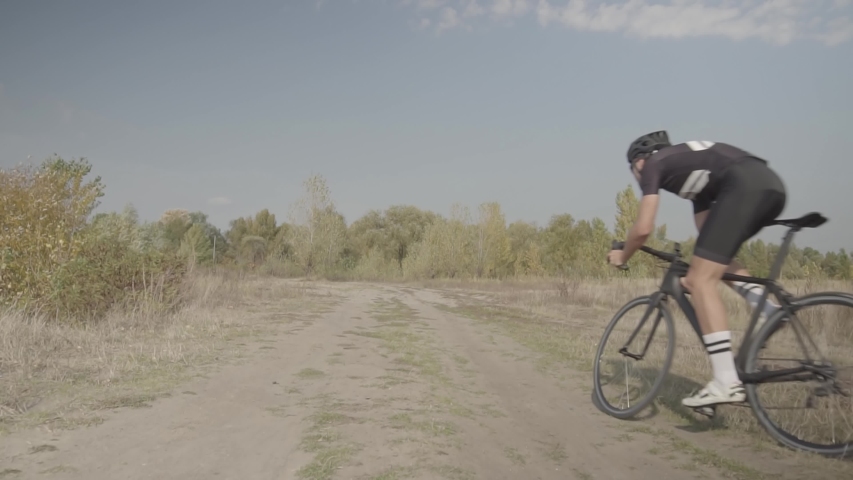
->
xmin=627 ymin=130 xmax=671 ymax=164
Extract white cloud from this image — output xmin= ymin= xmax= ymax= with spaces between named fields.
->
xmin=392 ymin=0 xmax=853 ymax=46
xmin=207 ymin=196 xmax=233 ymax=206
xmin=437 ymin=6 xmax=463 ymax=32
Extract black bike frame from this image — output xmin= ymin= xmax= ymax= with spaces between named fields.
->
xmin=620 ymin=224 xmax=824 ymax=385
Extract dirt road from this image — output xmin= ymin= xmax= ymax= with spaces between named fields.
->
xmin=0 ymin=282 xmax=846 ymax=479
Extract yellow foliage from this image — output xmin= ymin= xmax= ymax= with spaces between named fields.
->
xmin=0 ymin=158 xmax=103 ymax=305
xmin=0 ymin=157 xmax=187 ymax=320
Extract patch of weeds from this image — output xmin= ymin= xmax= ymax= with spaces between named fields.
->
xmin=367 ymin=466 xmax=417 ymax=480
xmin=344 ymin=330 xmax=384 ymax=340
xmin=614 ymin=433 xmax=634 ymax=442
xmin=296 ymin=402 xmax=363 ymax=480
xmin=378 ymin=330 xmax=450 ymax=386
xmin=300 ymin=431 xmax=343 ymax=453
xmin=387 ymin=435 xmax=420 ymax=446
xmin=266 ymin=404 xmax=289 ymax=417
xmin=295 ymin=444 xmax=360 ymax=480
xmin=441 ymin=302 xmax=596 ymax=374
xmin=622 ymin=424 xmax=654 ymax=435
xmin=382 ymin=321 xmax=412 ymax=328
xmin=425 ymin=465 xmax=475 ymax=480
xmin=370 ymin=298 xmax=420 ymax=324
xmin=326 ymin=357 xmax=344 ymax=365
xmin=285 ymin=386 xmax=301 ymax=394
xmin=478 ymin=404 xmax=506 ymax=418
xmin=91 ymin=392 xmax=161 ymax=410
xmin=665 ymin=433 xmax=765 ymax=480
xmin=309 ymin=410 xmax=359 ymax=428
xmin=539 ymin=440 xmax=567 ymax=464
xmin=572 ymin=468 xmax=594 ymax=480
xmin=389 ymin=413 xmax=458 ymax=437
xmin=504 ymin=446 xmax=526 ymax=465
xmin=28 ymin=444 xmax=58 ymax=454
xmin=296 ymin=368 xmax=326 ymax=379
xmin=429 ymin=395 xmax=476 ymax=419
xmin=0 ymin=469 xmax=22 ymax=477
xmin=367 ymin=375 xmax=412 ymax=389
xmin=39 ymin=465 xmax=77 ymax=474
xmin=18 ymin=412 xmax=105 ymax=432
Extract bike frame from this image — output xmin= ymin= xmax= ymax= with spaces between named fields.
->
xmin=619 ymin=223 xmax=825 ymax=385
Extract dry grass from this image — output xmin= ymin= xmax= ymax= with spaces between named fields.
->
xmin=0 ymin=270 xmax=316 ymax=434
xmin=426 ymin=275 xmax=853 ymax=452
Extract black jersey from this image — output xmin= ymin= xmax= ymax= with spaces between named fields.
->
xmin=638 ymin=141 xmax=764 ymax=213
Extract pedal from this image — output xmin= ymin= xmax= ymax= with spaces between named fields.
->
xmin=693 ymin=406 xmax=716 ymax=419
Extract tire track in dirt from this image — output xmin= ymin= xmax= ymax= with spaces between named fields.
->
xmin=390 ymin=287 xmax=745 ymax=480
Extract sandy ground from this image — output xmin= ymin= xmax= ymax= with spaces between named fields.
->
xmin=0 ymin=282 xmax=849 ymax=480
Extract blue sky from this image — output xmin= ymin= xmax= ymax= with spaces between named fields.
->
xmin=1 ymin=0 xmax=852 ymax=252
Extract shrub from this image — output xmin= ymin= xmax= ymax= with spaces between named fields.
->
xmin=0 ymin=157 xmax=188 ymax=321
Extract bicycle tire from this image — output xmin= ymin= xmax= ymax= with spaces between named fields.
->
xmin=593 ymin=295 xmax=675 ymax=419
xmin=744 ymin=292 xmax=853 ymax=457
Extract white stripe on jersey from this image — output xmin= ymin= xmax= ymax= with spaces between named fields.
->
xmin=678 ymin=169 xmax=711 ymax=200
xmin=686 ymin=140 xmax=716 ymax=151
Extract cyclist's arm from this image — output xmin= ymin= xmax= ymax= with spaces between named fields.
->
xmin=621 ymin=159 xmax=662 ymax=263
xmin=621 ymin=194 xmax=658 ymax=263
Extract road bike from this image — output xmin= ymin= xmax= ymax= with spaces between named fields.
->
xmin=591 ymin=212 xmax=853 ymax=457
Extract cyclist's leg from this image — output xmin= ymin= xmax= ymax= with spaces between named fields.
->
xmin=682 ymin=158 xmax=786 ymax=408
xmin=724 ymin=262 xmax=780 ymax=326
xmin=688 ymin=211 xmax=776 ymax=319
xmin=693 ymin=210 xmax=781 ymax=322
xmin=717 ymin=161 xmax=786 ymax=322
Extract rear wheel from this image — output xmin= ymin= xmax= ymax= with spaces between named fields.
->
xmin=593 ymin=295 xmax=675 ymax=419
xmin=745 ymin=292 xmax=853 ymax=457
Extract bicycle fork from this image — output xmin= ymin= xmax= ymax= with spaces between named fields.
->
xmin=618 ymin=292 xmax=668 ymax=361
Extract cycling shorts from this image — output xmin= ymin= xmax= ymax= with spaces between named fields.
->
xmin=693 ymin=157 xmax=787 ymax=265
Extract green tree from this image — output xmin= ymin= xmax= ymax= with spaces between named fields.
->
xmin=542 ymin=213 xmax=577 ymax=275
xmin=179 ymin=223 xmax=213 ymax=267
xmin=287 ymin=174 xmax=347 ymax=275
xmin=474 ymin=202 xmax=511 ymax=278
xmin=614 ymin=185 xmax=639 ymax=241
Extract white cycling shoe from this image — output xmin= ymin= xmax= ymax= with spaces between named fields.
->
xmin=682 ymin=380 xmax=746 ymax=408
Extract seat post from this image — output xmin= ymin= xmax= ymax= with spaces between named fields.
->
xmin=767 ymin=227 xmax=798 ymax=281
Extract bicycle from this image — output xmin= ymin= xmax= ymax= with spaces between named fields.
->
xmin=592 ymin=211 xmax=853 ymax=457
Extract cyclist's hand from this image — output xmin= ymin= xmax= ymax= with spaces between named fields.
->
xmin=607 ymin=249 xmax=625 ymax=268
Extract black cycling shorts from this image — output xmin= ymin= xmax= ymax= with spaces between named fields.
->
xmin=694 ymin=157 xmax=787 ymax=265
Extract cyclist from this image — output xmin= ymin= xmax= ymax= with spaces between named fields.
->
xmin=607 ymin=130 xmax=787 ymax=409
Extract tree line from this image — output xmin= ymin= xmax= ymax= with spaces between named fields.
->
xmin=156 ymin=169 xmax=853 ymax=282
xmin=1 ymin=157 xmax=849 ymax=320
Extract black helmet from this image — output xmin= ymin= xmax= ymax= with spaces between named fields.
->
xmin=627 ymin=130 xmax=671 ymax=163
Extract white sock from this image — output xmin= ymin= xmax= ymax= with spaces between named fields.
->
xmin=731 ymin=281 xmax=778 ymax=319
xmin=703 ymin=331 xmax=741 ymax=387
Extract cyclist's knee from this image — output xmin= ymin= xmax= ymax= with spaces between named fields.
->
xmin=684 ymin=266 xmax=722 ymax=292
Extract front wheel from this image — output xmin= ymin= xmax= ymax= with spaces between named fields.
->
xmin=744 ymin=292 xmax=853 ymax=457
xmin=593 ymin=295 xmax=675 ymax=419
